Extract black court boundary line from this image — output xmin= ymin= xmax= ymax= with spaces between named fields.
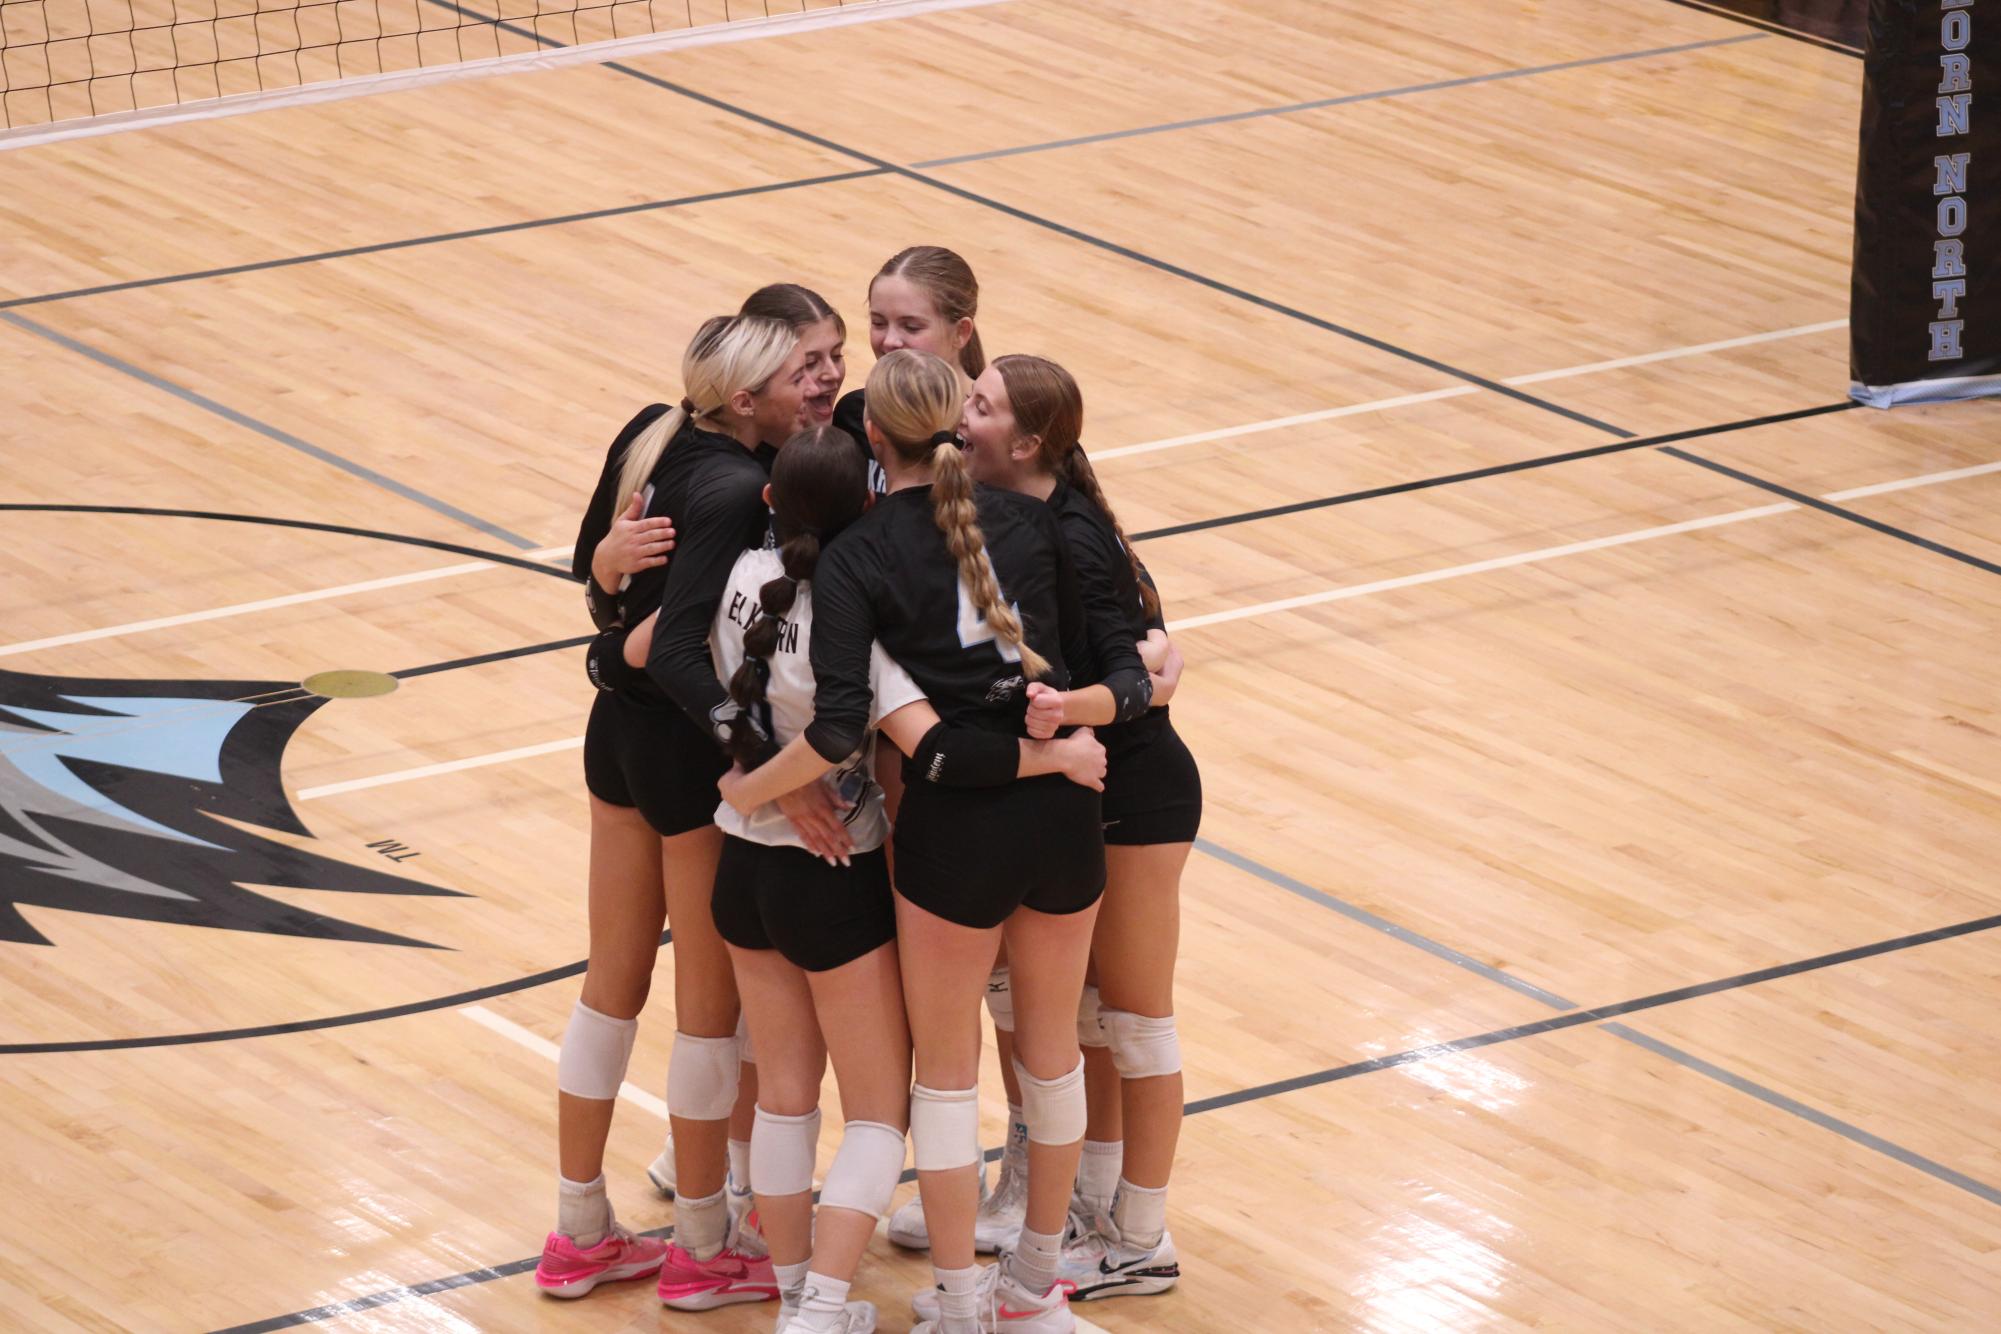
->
xmin=401 ymin=0 xmax=1631 ymax=441
xmin=392 ymin=634 xmax=594 ymax=679
xmin=0 ymin=170 xmax=886 ymax=311
xmin=1656 ymin=0 xmax=1863 ymax=57
xmin=1129 ymin=401 xmax=1859 ymax=542
xmin=0 ymin=932 xmax=669 ymax=1055
xmin=214 ymin=902 xmax=2001 ymax=1332
xmin=0 ymin=503 xmax=579 ymax=581
xmin=1663 ymin=447 xmax=2001 ymax=578
xmin=3 ymin=31 xmax=1756 ymax=313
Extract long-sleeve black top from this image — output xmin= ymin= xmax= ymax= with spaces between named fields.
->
xmin=1046 ymin=478 xmax=1165 ymax=753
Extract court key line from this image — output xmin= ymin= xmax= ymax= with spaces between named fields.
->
xmin=0 ymin=321 xmax=1848 ymax=662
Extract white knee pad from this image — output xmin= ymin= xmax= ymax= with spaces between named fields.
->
xmin=910 ymin=1084 xmax=981 ymax=1172
xmin=1102 ymin=1009 xmax=1182 ymax=1079
xmin=736 ymin=1011 xmax=755 ymax=1065
xmin=984 ymin=966 xmax=1015 ymax=1033
xmin=818 ymin=1120 xmax=907 ymax=1220
xmin=556 ymin=1001 xmax=638 ymax=1100
xmin=750 ymin=1105 xmax=820 ymax=1197
xmin=667 ymin=1031 xmax=741 ymax=1121
xmin=1077 ymin=984 xmax=1108 ymax=1048
xmin=1012 ymin=1056 xmax=1087 ymax=1146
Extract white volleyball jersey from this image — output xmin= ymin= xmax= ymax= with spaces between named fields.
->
xmin=710 ymin=546 xmax=924 ymax=851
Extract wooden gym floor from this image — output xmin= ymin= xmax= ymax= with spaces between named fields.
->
xmin=2 ymin=0 xmax=1998 ymax=1328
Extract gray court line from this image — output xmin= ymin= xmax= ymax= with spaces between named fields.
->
xmin=1193 ymin=836 xmax=1579 ymax=1009
xmin=912 ymin=33 xmax=1767 ymax=168
xmin=1195 ymin=835 xmax=2001 ymax=1207
xmin=0 ymin=310 xmax=537 ymax=550
xmin=1604 ymin=1024 xmax=2001 ymax=1206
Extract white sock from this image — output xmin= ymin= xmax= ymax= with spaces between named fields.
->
xmin=791 ymin=1272 xmax=852 ymax=1330
xmin=934 ymin=1262 xmax=981 ymax=1321
xmin=1076 ymin=1139 xmax=1123 ymax=1210
xmin=1010 ymin=1224 xmax=1063 ymax=1296
xmin=773 ymin=1258 xmax=811 ymax=1308
xmin=557 ymin=1173 xmax=611 ymax=1248
xmin=676 ymin=1186 xmax=729 ymax=1260
xmin=728 ymin=1136 xmax=752 ymax=1191
xmin=1112 ymin=1178 xmax=1167 ymax=1250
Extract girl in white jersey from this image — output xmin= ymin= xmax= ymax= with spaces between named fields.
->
xmin=699 ymin=426 xmax=1106 ymax=1334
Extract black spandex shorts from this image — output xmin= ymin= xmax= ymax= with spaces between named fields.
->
xmin=1102 ymin=721 xmax=1203 ymax=846
xmin=711 ymin=836 xmax=896 ymax=971
xmin=582 ymin=689 xmax=728 ymax=838
xmin=892 ymin=772 xmax=1105 ymax=929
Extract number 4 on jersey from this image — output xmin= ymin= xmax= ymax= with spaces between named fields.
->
xmin=955 ymin=572 xmax=1023 ymax=664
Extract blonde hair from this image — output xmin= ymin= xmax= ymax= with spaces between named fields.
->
xmin=866 ymin=349 xmax=1048 ymax=679
xmin=992 ymin=354 xmax=1157 ymax=618
xmin=615 ymin=313 xmax=799 ymax=504
xmin=873 ymin=246 xmax=985 ymax=377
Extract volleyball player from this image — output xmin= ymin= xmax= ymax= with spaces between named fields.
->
xmin=720 ymin=349 xmax=1152 ymax=1332
xmin=704 ymin=423 xmax=1108 ymax=1334
xmin=642 ymin=282 xmax=853 ymax=1212
xmin=535 ymin=313 xmax=817 ymax=1308
xmin=958 ymin=356 xmax=1198 ymax=1302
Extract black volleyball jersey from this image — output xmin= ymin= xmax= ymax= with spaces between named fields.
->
xmin=574 ymin=404 xmax=776 ymax=733
xmin=1044 ymin=479 xmax=1157 ymax=741
xmin=804 ymin=484 xmax=1092 ymax=763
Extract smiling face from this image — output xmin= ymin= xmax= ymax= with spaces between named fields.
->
xmin=868 ymin=273 xmax=971 ymax=364
xmin=958 ymin=364 xmax=1035 ymax=489
xmin=794 ymin=316 xmax=846 ymax=425
xmin=742 ymin=342 xmax=815 ymax=443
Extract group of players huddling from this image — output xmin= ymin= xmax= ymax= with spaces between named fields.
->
xmin=536 ymin=247 xmax=1202 ymax=1334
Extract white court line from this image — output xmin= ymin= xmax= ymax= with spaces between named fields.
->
xmin=0 ymin=544 xmax=571 ymax=659
xmin=1823 ymin=459 xmax=2001 ymax=502
xmin=1102 ymin=318 xmax=1850 ymax=461
xmin=460 ymin=1004 xmax=671 ymax=1122
xmin=295 ymin=735 xmax=583 ymax=800
xmin=1165 ymin=504 xmax=1797 ymax=630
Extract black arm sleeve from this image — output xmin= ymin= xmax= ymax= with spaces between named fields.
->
xmin=1062 ymin=518 xmax=1153 ymax=724
xmin=573 ymin=405 xmax=669 ymax=630
xmin=643 ymin=469 xmax=765 ymax=740
xmin=908 ymin=722 xmax=1020 ymax=786
xmin=803 ymin=543 xmax=878 ymax=763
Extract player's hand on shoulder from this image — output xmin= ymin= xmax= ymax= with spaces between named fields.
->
xmin=597 ymin=491 xmax=677 ymax=580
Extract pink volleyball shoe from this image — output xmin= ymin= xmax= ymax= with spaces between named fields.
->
xmin=656 ymin=1241 xmax=779 ymax=1310
xmin=534 ymin=1225 xmax=670 ymax=1298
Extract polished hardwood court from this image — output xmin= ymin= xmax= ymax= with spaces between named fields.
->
xmin=2 ymin=1 xmax=1997 ymax=1330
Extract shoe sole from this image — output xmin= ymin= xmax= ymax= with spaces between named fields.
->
xmin=660 ymin=1283 xmax=779 ymax=1310
xmin=536 ymin=1258 xmax=665 ymax=1299
xmin=1071 ymin=1267 xmax=1180 ymax=1302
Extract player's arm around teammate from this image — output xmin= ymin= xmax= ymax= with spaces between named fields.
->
xmin=959 ymin=354 xmax=1199 ymax=1303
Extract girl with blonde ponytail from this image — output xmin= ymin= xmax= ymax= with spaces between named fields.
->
xmin=540 ymin=312 xmax=822 ymax=1313
xmin=959 ymin=354 xmax=1199 ymax=1305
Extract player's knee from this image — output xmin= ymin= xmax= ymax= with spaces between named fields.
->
xmin=909 ymin=1084 xmax=981 ymax=1171
xmin=749 ymin=1104 xmax=820 ymax=1198
xmin=818 ymin=1121 xmax=906 ymax=1219
xmin=1012 ymin=1055 xmax=1086 ymax=1146
xmin=667 ymin=1030 xmax=741 ymax=1121
xmin=1101 ymin=1008 xmax=1181 ymax=1079
xmin=1076 ymin=983 xmax=1109 ymax=1048
xmin=984 ymin=965 xmax=1015 ymax=1033
xmin=556 ymin=1001 xmax=638 ymax=1100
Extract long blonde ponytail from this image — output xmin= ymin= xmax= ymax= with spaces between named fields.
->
xmin=615 ymin=313 xmax=799 ymax=503
xmin=866 ymin=349 xmax=1049 ymax=679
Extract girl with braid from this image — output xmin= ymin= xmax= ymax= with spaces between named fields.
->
xmin=720 ymin=350 xmax=1153 ymax=1333
xmin=959 ymin=356 xmax=1196 ymax=1305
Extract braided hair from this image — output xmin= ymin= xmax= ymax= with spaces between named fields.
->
xmin=723 ymin=424 xmax=870 ymax=770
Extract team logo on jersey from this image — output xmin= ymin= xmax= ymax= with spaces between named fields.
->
xmin=0 ymin=668 xmax=461 ymax=949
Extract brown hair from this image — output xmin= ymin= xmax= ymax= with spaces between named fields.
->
xmin=866 ymin=350 xmax=1048 ymax=678
xmin=724 ymin=425 xmax=871 ymax=770
xmin=992 ymin=354 xmax=1157 ymax=618
xmin=872 ymin=246 xmax=985 ymax=377
xmin=740 ymin=283 xmax=846 ymax=340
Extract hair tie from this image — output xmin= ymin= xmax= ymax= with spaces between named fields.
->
xmin=680 ymin=397 xmax=699 ymax=416
xmin=928 ymin=429 xmax=959 ymax=447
